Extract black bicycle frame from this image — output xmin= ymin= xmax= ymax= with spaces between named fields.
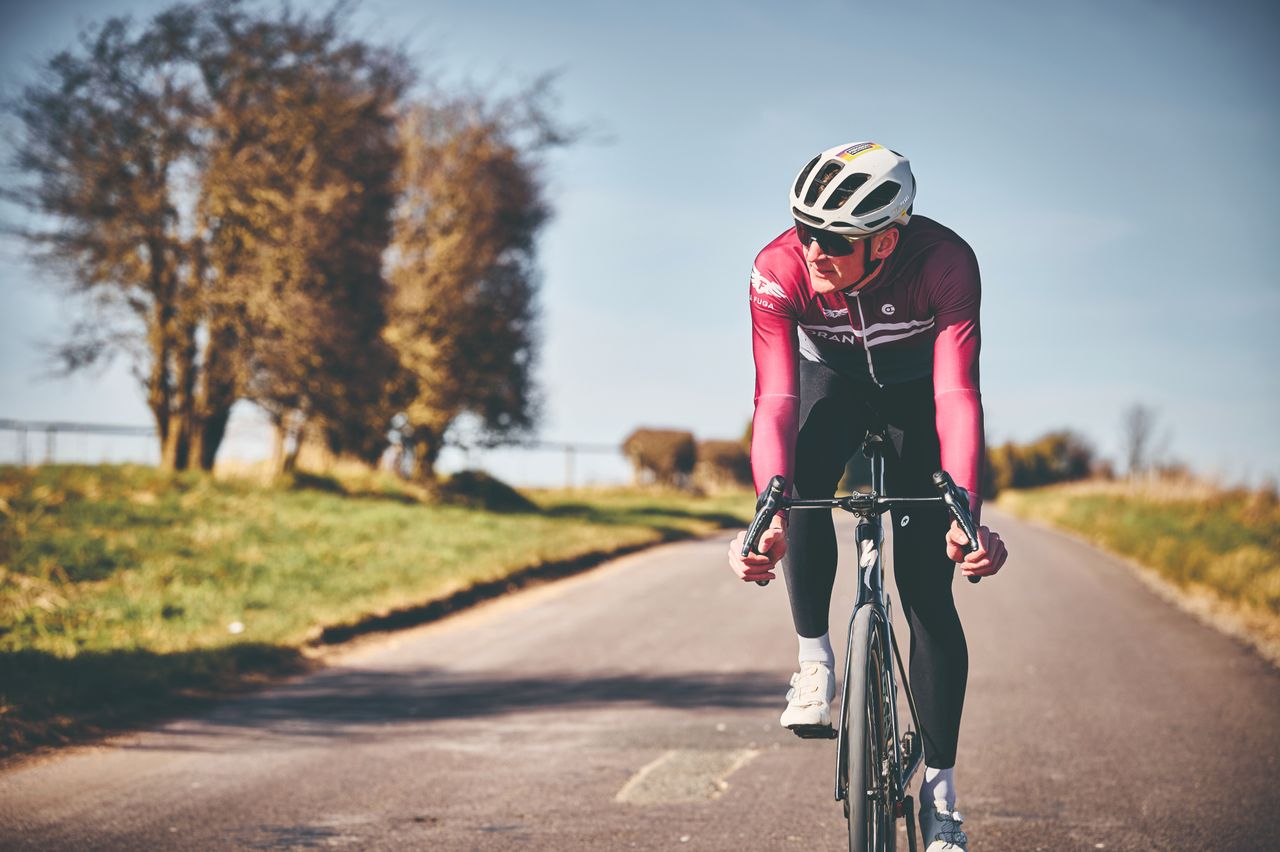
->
xmin=830 ymin=438 xmax=924 ymax=808
xmin=741 ymin=430 xmax=982 ymax=833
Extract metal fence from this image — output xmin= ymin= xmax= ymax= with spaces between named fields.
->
xmin=473 ymin=440 xmax=627 ymax=489
xmin=0 ymin=418 xmax=631 ymax=488
xmin=0 ymin=418 xmax=159 ymax=466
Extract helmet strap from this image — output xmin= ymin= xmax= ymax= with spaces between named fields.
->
xmin=841 ymin=239 xmax=883 ymax=295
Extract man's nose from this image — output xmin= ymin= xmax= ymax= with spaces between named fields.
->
xmin=804 ymin=238 xmax=825 ymax=261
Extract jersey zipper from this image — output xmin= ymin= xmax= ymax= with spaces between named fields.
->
xmin=852 ymin=293 xmax=883 ymax=387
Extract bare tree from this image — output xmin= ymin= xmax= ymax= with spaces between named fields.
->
xmin=8 ymin=3 xmax=575 ymax=478
xmin=1121 ymin=403 xmax=1157 ymax=477
xmin=6 ymin=2 xmax=410 ymax=471
xmin=5 ymin=9 xmax=207 ymax=468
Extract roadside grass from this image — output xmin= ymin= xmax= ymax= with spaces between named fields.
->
xmin=997 ymin=478 xmax=1280 ymax=656
xmin=0 ymin=464 xmax=753 ymax=757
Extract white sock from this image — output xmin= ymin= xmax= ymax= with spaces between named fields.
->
xmin=920 ymin=766 xmax=956 ymax=812
xmin=797 ymin=633 xmax=834 ymax=667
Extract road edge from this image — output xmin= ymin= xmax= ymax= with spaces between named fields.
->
xmin=993 ymin=505 xmax=1280 ymax=669
xmin=0 ymin=525 xmax=742 ymax=772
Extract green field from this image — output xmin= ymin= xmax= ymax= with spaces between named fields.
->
xmin=997 ymin=479 xmax=1280 ymax=644
xmin=0 ymin=465 xmax=753 ymax=757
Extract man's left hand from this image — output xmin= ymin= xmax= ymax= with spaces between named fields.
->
xmin=945 ymin=521 xmax=1008 ymax=579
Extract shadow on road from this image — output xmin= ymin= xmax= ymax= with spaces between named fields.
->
xmin=1 ymin=644 xmax=311 ymax=759
xmin=121 ymin=665 xmax=783 ymax=752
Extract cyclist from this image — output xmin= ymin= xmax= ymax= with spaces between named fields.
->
xmin=727 ymin=142 xmax=1009 ymax=850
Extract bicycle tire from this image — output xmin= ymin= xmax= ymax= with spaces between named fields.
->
xmin=844 ymin=606 xmax=896 ymax=852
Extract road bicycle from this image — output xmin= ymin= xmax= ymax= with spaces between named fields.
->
xmin=741 ymin=427 xmax=982 ymax=852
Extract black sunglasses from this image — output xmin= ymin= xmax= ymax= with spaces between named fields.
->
xmin=794 ymin=221 xmax=870 ymax=257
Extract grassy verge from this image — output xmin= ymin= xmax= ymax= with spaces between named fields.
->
xmin=0 ymin=464 xmax=754 ymax=758
xmin=997 ymin=479 xmax=1280 ymax=659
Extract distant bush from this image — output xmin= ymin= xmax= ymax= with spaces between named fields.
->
xmin=622 ymin=428 xmax=697 ymax=488
xmin=283 ymin=470 xmax=347 ymax=495
xmin=439 ymin=470 xmax=536 ymax=512
xmin=694 ymin=440 xmax=752 ymax=491
xmin=987 ymin=430 xmax=1096 ymax=494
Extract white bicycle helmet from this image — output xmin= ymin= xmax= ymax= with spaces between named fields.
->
xmin=789 ymin=142 xmax=916 ymax=235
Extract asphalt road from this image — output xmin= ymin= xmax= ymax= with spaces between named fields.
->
xmin=2 ymin=507 xmax=1278 ymax=851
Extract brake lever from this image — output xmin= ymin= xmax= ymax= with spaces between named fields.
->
xmin=742 ymin=475 xmax=787 ymax=586
xmin=933 ymin=471 xmax=982 ymax=585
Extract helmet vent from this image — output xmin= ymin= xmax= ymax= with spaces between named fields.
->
xmin=793 ymin=156 xmax=820 ymax=199
xmin=853 ymin=181 xmax=901 ymax=215
xmin=792 ymin=207 xmax=824 ymax=226
xmin=804 ymin=161 xmax=845 ymax=206
xmin=823 ymin=173 xmax=871 ymax=210
xmin=863 ymin=216 xmax=890 ymax=229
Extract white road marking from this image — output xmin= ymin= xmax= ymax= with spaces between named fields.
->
xmin=615 ymin=748 xmax=760 ymax=805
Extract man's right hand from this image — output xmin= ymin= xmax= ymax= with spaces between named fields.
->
xmin=727 ymin=514 xmax=787 ymax=583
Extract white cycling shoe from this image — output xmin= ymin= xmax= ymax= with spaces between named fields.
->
xmin=919 ymin=803 xmax=968 ymax=851
xmin=779 ymin=660 xmax=836 ymax=738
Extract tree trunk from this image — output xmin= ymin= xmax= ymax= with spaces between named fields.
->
xmin=147 ymin=300 xmax=173 ymax=468
xmin=271 ymin=421 xmax=288 ymax=477
xmin=146 ymin=236 xmax=180 ymax=469
xmin=272 ymin=410 xmax=306 ymax=475
xmin=192 ymin=314 xmax=240 ymax=472
xmin=164 ymin=326 xmax=199 ymax=471
xmin=412 ymin=430 xmax=443 ymax=484
xmin=194 ymin=402 xmax=233 ymax=472
xmin=162 ymin=413 xmax=190 ymax=471
xmin=283 ymin=435 xmax=302 ymax=474
xmin=151 ymin=388 xmax=173 ymax=470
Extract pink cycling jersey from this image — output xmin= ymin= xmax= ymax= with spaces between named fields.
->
xmin=749 ymin=215 xmax=984 ymax=516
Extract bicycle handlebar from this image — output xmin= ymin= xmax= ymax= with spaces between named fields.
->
xmin=742 ymin=471 xmax=984 ymax=586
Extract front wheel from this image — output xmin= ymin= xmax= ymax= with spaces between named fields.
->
xmin=844 ymin=606 xmax=896 ymax=852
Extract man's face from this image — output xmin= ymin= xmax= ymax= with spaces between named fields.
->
xmin=803 ymin=232 xmax=872 ymax=293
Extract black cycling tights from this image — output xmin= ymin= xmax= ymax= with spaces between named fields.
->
xmin=784 ymin=360 xmax=968 ymax=768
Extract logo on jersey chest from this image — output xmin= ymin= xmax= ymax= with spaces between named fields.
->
xmin=808 ymin=328 xmax=860 ymax=345
xmin=881 ymin=304 xmax=896 ymax=316
xmin=822 ymin=306 xmax=849 ymax=319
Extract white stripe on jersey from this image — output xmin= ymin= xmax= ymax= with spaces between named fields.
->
xmin=798 ymin=317 xmax=936 ymax=345
xmin=800 ymin=321 xmax=858 ymax=335
xmin=861 ymin=318 xmax=935 ymax=334
xmin=864 ymin=320 xmax=937 ymax=346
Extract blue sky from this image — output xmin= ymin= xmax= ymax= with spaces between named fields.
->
xmin=2 ymin=0 xmax=1277 ymax=484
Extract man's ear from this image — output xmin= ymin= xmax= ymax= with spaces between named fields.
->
xmin=871 ymin=227 xmax=900 ymax=260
